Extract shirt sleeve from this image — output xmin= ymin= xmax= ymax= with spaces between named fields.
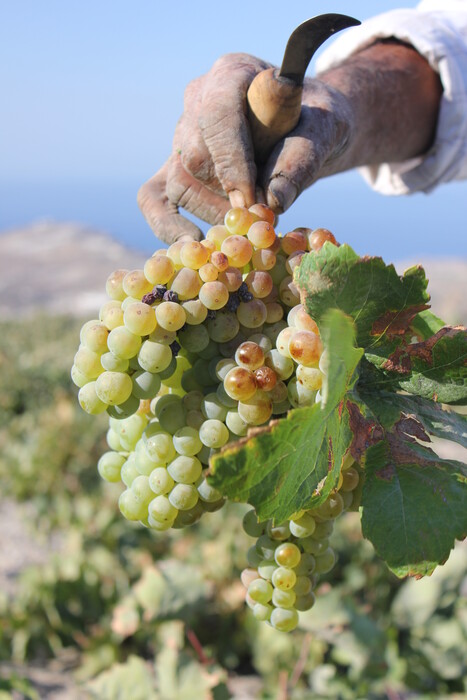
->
xmin=315 ymin=1 xmax=467 ymax=195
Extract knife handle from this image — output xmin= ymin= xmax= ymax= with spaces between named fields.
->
xmin=246 ymin=68 xmax=302 ymax=164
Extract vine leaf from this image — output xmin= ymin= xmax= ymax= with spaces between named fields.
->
xmin=365 ymin=327 xmax=467 ymax=404
xmin=208 ymin=309 xmax=363 ymax=522
xmin=294 ymin=243 xmax=430 ymax=349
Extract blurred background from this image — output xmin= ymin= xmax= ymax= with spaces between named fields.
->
xmin=0 ymin=1 xmax=466 ymax=698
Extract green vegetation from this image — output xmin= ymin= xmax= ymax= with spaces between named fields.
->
xmin=0 ymin=315 xmax=466 ymax=698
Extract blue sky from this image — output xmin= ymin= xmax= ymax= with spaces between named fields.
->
xmin=1 ymin=0 xmax=465 ymax=259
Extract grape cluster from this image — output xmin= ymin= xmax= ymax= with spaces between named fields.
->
xmin=72 ymin=203 xmax=346 ymax=622
xmin=241 ymin=459 xmax=361 ymax=632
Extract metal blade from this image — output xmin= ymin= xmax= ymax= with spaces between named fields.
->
xmin=279 ymin=13 xmax=361 ymax=85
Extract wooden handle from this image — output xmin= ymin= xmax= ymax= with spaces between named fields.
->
xmin=247 ymin=68 xmax=303 ymax=164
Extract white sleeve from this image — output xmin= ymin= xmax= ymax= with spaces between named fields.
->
xmin=315 ymin=1 xmax=467 ymax=195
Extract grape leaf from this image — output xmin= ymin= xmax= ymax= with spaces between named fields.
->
xmin=361 ymin=390 xmax=467 ymax=449
xmin=294 ymin=244 xmax=430 ymax=349
xmin=365 ymin=327 xmax=467 ymax=404
xmin=360 ymin=438 xmax=467 ymax=578
xmin=411 ymin=309 xmax=446 ymax=340
xmin=208 ymin=309 xmax=363 ymax=522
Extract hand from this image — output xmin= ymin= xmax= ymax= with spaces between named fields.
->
xmin=138 ymin=43 xmax=441 ymax=244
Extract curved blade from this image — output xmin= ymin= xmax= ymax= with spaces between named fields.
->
xmin=279 ymin=13 xmax=361 ymax=85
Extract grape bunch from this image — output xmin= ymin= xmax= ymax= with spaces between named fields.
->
xmin=241 ymin=457 xmax=361 ymax=632
xmin=71 ymin=202 xmax=345 ymax=626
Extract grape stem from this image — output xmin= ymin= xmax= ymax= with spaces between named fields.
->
xmin=290 ymin=632 xmax=312 ymax=688
xmin=185 ymin=625 xmax=209 ymax=666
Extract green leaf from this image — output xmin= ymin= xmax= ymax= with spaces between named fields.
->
xmin=411 ymin=309 xmax=446 ymax=339
xmin=362 ymin=390 xmax=467 ymax=449
xmin=86 ymin=656 xmax=156 ymax=700
xmin=360 ymin=434 xmax=467 ymax=578
xmin=365 ymin=326 xmax=467 ymax=404
xmin=209 ymin=310 xmax=363 ymax=521
xmin=295 ymin=244 xmax=430 ymax=349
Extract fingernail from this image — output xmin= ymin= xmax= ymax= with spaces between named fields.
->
xmin=229 ymin=190 xmax=246 ymax=208
xmin=268 ymin=176 xmax=298 ymax=213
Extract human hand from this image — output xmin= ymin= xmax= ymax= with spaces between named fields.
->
xmin=138 ymin=43 xmax=441 ymax=244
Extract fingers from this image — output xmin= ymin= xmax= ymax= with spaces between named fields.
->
xmin=137 ymin=163 xmax=204 ymax=244
xmin=198 ymin=53 xmax=271 ymax=208
xmin=261 ymin=103 xmax=349 ymax=213
xmin=137 ymin=156 xmax=232 ymax=245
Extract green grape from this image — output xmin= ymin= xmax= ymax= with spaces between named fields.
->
xmin=316 ymin=492 xmax=344 ymax=519
xmin=267 ymin=521 xmax=291 ymax=541
xmin=106 ymin=394 xmax=139 ymax=418
xmin=168 ymin=483 xmax=199 ymax=511
xmin=170 ymin=267 xmax=202 ymax=300
xmin=238 ymin=390 xmax=272 ymax=426
xmin=272 ymin=588 xmax=296 ymax=609
xmin=121 ymin=453 xmax=139 ymax=487
xmin=257 ymin=560 xmax=276 ymax=581
xmin=197 ymin=444 xmax=212 ymax=465
xmin=155 ymin=301 xmax=186 ymax=331
xmin=100 ymin=352 xmax=129 ymax=373
xmin=181 ymin=299 xmax=208 ymax=325
xmin=148 ymin=495 xmax=178 ymax=524
xmin=197 ymin=479 xmax=222 ymax=503
xmin=182 ymin=390 xmax=204 ymax=411
xmin=134 ymin=445 xmax=161 ymax=475
xmin=157 ymin=399 xmax=186 ymax=434
xmin=138 ymin=340 xmax=173 ymax=373
xmin=81 ymin=321 xmax=109 ymax=354
xmin=106 ymin=428 xmax=122 ymax=451
xmin=147 ymin=514 xmax=173 ymax=531
xmin=78 ymin=381 xmax=108 ymax=414
xmin=294 ymin=553 xmax=316 ymax=576
xmin=295 ymin=592 xmax=316 ymax=612
xmin=178 ymin=324 xmax=210 ymax=352
xmin=201 ymin=497 xmax=225 ymax=513
xmin=132 ymin=370 xmax=162 ymax=400
xmin=289 ymin=513 xmax=316 ymax=538
xmin=186 ymin=410 xmax=204 ymax=430
xmin=167 ymin=455 xmax=202 ymax=484
xmin=171 ymin=501 xmax=204 ymax=527
xmin=107 ymin=326 xmax=142 ymax=360
xmin=314 ymin=547 xmax=336 ymax=574
xmin=256 ymin=535 xmax=277 ymax=561
xmin=95 ymin=371 xmax=133 ymax=405
xmin=270 ymin=607 xmax=299 ymax=632
xmin=287 ymin=378 xmax=316 ymax=408
xmin=242 ymin=509 xmax=265 ymax=537
xmin=241 ymin=568 xmax=260 ymax=589
xmin=131 ymin=475 xmax=154 ymax=506
xmin=248 ymin=579 xmax=273 ymax=604
xmin=206 ymin=310 xmax=240 ymax=343
xmin=100 ymin=300 xmax=124 ymax=330
xmin=225 ymin=410 xmax=248 ymax=437
xmin=122 ymin=269 xmax=153 ymax=298
xmin=312 ymin=519 xmax=334 ymax=539
xmin=149 ymin=325 xmax=177 ymax=345
xmin=216 ymin=383 xmax=238 ymax=409
xmin=253 ymin=603 xmax=272 ymax=622
xmin=144 ymin=430 xmax=176 ymax=464
xmin=172 ymin=426 xmax=203 ymax=456
xmin=248 ymin=333 xmax=272 ymax=353
xmin=301 ymin=537 xmax=329 ymax=556
xmin=106 ymin=269 xmax=129 ymax=301
xmin=74 ymin=346 xmax=103 ymax=379
xmin=123 ymin=302 xmax=157 ymax=336
xmin=71 ymin=364 xmax=91 ymax=388
xmin=201 ymin=393 xmax=228 ymax=422
xmin=274 ymin=542 xmax=301 ymax=568
xmin=144 ymin=253 xmax=175 ymax=285
xmin=264 ymin=349 xmax=294 ymax=380
xmin=197 ymin=339 xmax=220 ymax=360
xmin=199 ymin=419 xmax=229 ymax=448
xmin=272 ymin=566 xmax=296 ymax=591
xmin=236 ymin=299 xmax=267 ymax=328
xmin=148 ymin=467 xmax=174 ymax=495
xmin=119 ymin=488 xmax=147 ymax=521
xmin=247 ymin=546 xmax=263 ymax=568
xmin=293 ymin=576 xmax=312 ymax=596
xmin=97 ymin=452 xmax=125 ymax=482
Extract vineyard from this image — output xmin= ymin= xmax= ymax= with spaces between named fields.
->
xmin=0 ymin=208 xmax=466 ymax=698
